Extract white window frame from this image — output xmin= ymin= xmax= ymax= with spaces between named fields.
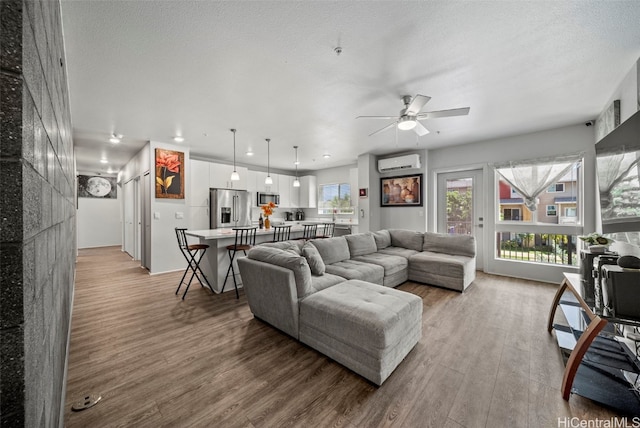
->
xmin=565 ymin=207 xmax=577 ymax=217
xmin=546 ymin=205 xmax=558 ymax=217
xmin=492 ymin=158 xmax=584 ymax=283
xmin=317 ymin=182 xmax=353 ymax=215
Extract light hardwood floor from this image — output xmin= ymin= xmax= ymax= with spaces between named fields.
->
xmin=65 ymin=247 xmax=622 ymax=427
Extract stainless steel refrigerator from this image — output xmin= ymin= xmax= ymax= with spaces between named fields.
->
xmin=210 ymin=188 xmax=252 ymax=229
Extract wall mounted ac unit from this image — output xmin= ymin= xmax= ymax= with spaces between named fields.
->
xmin=378 ymin=154 xmax=421 ymax=173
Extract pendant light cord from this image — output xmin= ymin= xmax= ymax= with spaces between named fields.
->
xmin=231 ymin=129 xmax=237 ymax=171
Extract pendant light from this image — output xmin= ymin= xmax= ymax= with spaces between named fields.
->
xmin=230 ymin=129 xmax=240 ymax=181
xmin=293 ymin=146 xmax=300 ymax=187
xmin=265 ymin=138 xmax=273 ymax=185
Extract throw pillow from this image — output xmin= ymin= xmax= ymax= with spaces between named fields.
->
xmin=371 ymin=230 xmax=391 ymax=250
xmin=302 ymin=242 xmax=326 ymax=275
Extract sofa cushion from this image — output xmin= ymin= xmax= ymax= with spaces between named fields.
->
xmin=302 ymin=242 xmax=326 ymax=275
xmin=352 ymin=253 xmax=408 ymax=277
xmin=352 ymin=253 xmax=409 ymax=287
xmin=371 ymin=230 xmax=391 ymax=250
xmin=345 ymin=233 xmax=378 ymax=257
xmin=260 ymin=240 xmax=303 ymax=255
xmin=324 ymin=260 xmax=384 ymax=285
xmin=423 ymin=232 xmax=476 ymax=257
xmin=377 ymin=246 xmax=419 ymax=259
xmin=248 ymin=246 xmax=314 ymax=298
xmin=389 ymin=229 xmax=424 ymax=252
xmin=310 ymin=236 xmax=350 ymax=265
xmin=310 ymin=273 xmax=345 ymax=292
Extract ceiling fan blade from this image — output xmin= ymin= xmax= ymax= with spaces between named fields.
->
xmin=356 ymin=115 xmax=399 ymax=120
xmin=413 ymin=121 xmax=430 ymax=136
xmin=405 ymin=94 xmax=431 ymax=115
xmin=368 ymin=121 xmax=398 ymax=136
xmin=417 ymin=107 xmax=470 ymax=119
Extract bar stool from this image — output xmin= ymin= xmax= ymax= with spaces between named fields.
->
xmin=318 ymin=222 xmax=335 ymax=238
xmin=175 ymin=228 xmax=214 ymax=300
xmin=222 ymin=227 xmax=257 ymax=299
xmin=298 ymin=223 xmax=318 ymax=240
xmin=272 ymin=224 xmax=291 ymax=242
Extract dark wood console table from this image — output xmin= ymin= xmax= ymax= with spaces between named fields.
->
xmin=548 ymin=273 xmax=640 ymax=415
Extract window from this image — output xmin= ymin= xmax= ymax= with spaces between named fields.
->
xmin=510 ymin=188 xmax=522 ymax=198
xmin=494 ymin=156 xmax=582 ymax=268
xmin=503 ymin=208 xmax=521 ymax=221
xmin=318 ymin=183 xmax=353 ymax=214
xmin=547 ymin=183 xmax=565 ymax=193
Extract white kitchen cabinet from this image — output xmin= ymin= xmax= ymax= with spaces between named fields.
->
xmin=255 ymin=171 xmax=278 ymax=193
xmin=246 ymin=170 xmax=258 ymax=194
xmin=190 ymin=160 xmax=211 ymax=207
xmin=189 ymin=206 xmax=210 ymax=230
xmin=209 ymin=163 xmax=247 ymax=190
xmin=278 ymin=174 xmax=294 ymax=208
xmin=298 ymin=175 xmax=317 ymax=208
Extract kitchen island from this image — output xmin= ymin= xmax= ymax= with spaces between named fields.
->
xmin=186 ymin=225 xmax=309 ymax=294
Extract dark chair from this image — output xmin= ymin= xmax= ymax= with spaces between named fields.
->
xmin=318 ymin=222 xmax=335 ymax=238
xmin=222 ymin=227 xmax=257 ymax=298
xmin=272 ymin=224 xmax=292 ymax=242
xmin=299 ymin=223 xmax=318 ymax=240
xmin=175 ymin=228 xmax=214 ymax=300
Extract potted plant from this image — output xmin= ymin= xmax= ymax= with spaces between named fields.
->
xmin=578 ymin=233 xmax=614 ymax=254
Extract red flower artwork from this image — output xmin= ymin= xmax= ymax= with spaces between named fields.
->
xmin=155 ymin=149 xmax=184 ymax=198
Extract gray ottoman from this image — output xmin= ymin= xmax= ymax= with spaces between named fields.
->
xmin=298 ymin=279 xmax=422 ymax=385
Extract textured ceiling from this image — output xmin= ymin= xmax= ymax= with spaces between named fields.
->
xmin=61 ymin=1 xmax=640 ymax=175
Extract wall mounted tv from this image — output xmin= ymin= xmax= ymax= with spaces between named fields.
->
xmin=595 ymin=109 xmax=640 ymax=233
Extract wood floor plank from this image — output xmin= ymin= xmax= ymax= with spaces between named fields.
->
xmin=65 ymin=247 xmax=625 ymax=427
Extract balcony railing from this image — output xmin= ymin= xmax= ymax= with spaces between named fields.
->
xmin=497 ymin=232 xmax=577 ymax=266
xmin=446 ymin=221 xmax=473 ymax=235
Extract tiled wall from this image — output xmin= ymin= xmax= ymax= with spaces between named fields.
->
xmin=0 ymin=1 xmax=76 ymax=426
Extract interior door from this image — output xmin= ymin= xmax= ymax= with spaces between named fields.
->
xmin=142 ymin=172 xmax=151 ymax=270
xmin=437 ymin=169 xmax=484 ymax=268
xmin=123 ymin=179 xmax=134 ymax=258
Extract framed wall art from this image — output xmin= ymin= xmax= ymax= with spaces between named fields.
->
xmin=155 ymin=148 xmax=185 ymax=199
xmin=380 ymin=173 xmax=423 ymax=207
xmin=78 ymin=175 xmax=117 ymax=199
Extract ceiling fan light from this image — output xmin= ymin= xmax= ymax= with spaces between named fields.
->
xmin=265 ymin=175 xmax=273 ymax=185
xmin=230 ymin=170 xmax=240 ymax=181
xmin=397 ymin=117 xmax=416 ymax=131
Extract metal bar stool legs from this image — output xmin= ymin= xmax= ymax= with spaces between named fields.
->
xmin=222 ymin=227 xmax=257 ymax=299
xmin=175 ymin=228 xmax=214 ymax=299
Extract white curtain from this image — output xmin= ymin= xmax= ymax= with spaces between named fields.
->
xmin=492 ymin=153 xmax=583 ymax=212
xmin=597 ymin=151 xmax=640 ymax=215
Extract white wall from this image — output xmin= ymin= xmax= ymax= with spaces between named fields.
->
xmin=149 ymin=141 xmax=191 ymax=274
xmin=77 ymin=196 xmax=121 ymax=248
xmin=378 ymin=150 xmax=427 ymax=232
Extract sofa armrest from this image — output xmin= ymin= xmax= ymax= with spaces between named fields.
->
xmin=237 ymin=258 xmax=300 ymax=339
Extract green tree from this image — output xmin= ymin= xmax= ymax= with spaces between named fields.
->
xmin=446 ymin=189 xmax=472 ymax=222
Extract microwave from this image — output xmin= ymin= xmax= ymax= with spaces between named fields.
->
xmin=257 ymin=192 xmax=279 ymax=206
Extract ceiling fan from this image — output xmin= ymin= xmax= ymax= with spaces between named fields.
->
xmin=357 ymin=94 xmax=470 ymax=137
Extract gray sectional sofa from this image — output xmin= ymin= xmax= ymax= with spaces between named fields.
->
xmin=236 ymin=229 xmax=476 ymax=385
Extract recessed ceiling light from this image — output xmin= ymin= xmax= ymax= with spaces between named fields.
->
xmin=107 ymin=168 xmax=114 ymax=174
xmin=109 ymin=133 xmax=122 ymax=144
xmin=173 ymin=136 xmax=184 ymax=143
xmin=100 ymin=159 xmax=108 ymax=164
xmin=323 ymin=153 xmax=331 ymax=159
xmin=246 ymin=149 xmax=254 ymax=156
